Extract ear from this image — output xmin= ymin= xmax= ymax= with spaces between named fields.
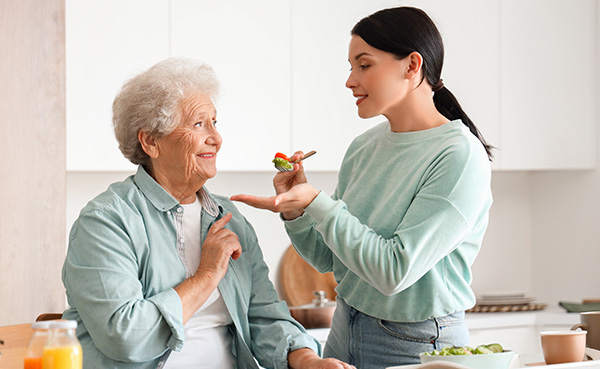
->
xmin=138 ymin=130 xmax=160 ymax=159
xmin=405 ymin=51 xmax=423 ymax=80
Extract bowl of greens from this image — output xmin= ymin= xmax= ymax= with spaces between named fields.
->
xmin=419 ymin=343 xmax=514 ymax=369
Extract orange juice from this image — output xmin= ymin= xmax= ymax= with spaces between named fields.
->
xmin=24 ymin=357 xmax=43 ymax=369
xmin=42 ymin=345 xmax=82 ymax=369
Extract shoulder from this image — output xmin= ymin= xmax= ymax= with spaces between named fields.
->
xmin=74 ymin=176 xmax=148 ymax=230
xmin=436 ymin=122 xmax=490 ymax=172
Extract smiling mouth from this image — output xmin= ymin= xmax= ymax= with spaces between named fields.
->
xmin=354 ymin=95 xmax=367 ymax=105
xmin=197 ymin=153 xmax=216 ymax=159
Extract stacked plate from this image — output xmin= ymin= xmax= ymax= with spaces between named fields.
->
xmin=477 ymin=292 xmax=535 ymax=306
xmin=468 ymin=292 xmax=546 ymax=313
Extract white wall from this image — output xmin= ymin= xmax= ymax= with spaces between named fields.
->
xmin=528 ymin=2 xmax=599 ymax=307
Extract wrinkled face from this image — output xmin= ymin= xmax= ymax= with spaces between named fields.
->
xmin=152 ymin=94 xmax=221 ymax=193
xmin=345 ymin=35 xmax=410 ymax=119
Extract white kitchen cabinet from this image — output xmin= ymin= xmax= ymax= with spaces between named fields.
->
xmin=66 ymin=0 xmax=169 ymax=171
xmin=498 ymin=0 xmax=597 ymax=170
xmin=290 ymin=1 xmax=390 ymax=171
xmin=170 ymin=0 xmax=293 ymax=171
xmin=291 ymin=0 xmax=502 ymax=171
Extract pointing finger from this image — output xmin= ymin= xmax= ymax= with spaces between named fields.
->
xmin=208 ymin=212 xmax=233 ymax=235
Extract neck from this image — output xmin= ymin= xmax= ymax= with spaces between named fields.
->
xmin=385 ymin=85 xmax=448 ymax=132
xmin=146 ymin=165 xmax=204 ymax=204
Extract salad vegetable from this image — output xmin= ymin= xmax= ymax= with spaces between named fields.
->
xmin=423 ymin=343 xmax=504 ymax=356
xmin=272 ymin=152 xmax=293 ymax=171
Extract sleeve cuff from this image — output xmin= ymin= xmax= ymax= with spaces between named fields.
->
xmin=304 ymin=191 xmax=339 ymax=224
xmin=148 ymin=288 xmax=185 ymax=351
xmin=272 ymin=334 xmax=321 ymax=369
xmin=281 ymin=210 xmax=315 ymax=232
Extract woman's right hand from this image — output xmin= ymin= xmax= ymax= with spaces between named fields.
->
xmin=273 ymin=151 xmax=310 ymax=220
xmin=196 ymin=212 xmax=242 ymax=282
xmin=273 ymin=151 xmax=309 ymax=195
xmin=176 ymin=213 xmax=242 ymax=323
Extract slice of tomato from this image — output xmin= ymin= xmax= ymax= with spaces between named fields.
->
xmin=274 ymin=152 xmax=289 ymax=161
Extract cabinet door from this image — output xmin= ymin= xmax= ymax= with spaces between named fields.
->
xmin=291 ymin=0 xmax=394 ymax=171
xmin=291 ymin=0 xmax=501 ymax=171
xmin=66 ymin=0 xmax=169 ymax=171
xmin=499 ymin=0 xmax=596 ymax=170
xmin=170 ymin=0 xmax=292 ymax=171
xmin=410 ymin=0 xmax=501 ymax=169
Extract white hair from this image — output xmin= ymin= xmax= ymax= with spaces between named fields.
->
xmin=112 ymin=57 xmax=220 ymax=166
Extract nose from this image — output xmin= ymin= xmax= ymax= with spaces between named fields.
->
xmin=345 ymin=71 xmax=356 ymax=90
xmin=206 ymin=123 xmax=222 ymax=148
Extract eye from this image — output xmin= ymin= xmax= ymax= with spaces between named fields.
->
xmin=359 ymin=64 xmax=370 ymax=70
xmin=194 ymin=121 xmax=203 ymax=128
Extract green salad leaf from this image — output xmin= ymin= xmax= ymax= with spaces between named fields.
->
xmin=423 ymin=343 xmax=504 ymax=356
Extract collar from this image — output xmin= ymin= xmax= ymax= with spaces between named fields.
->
xmin=133 ymin=166 xmax=221 ymax=217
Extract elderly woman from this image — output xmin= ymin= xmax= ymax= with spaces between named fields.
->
xmin=61 ymin=58 xmax=354 ymax=369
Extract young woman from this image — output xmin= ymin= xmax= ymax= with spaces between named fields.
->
xmin=232 ymin=7 xmax=493 ymax=368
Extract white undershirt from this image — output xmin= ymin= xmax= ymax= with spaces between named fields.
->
xmin=164 ymin=196 xmax=235 ymax=369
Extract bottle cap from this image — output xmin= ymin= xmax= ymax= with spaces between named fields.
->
xmin=31 ymin=321 xmax=52 ymax=330
xmin=49 ymin=320 xmax=78 ymax=329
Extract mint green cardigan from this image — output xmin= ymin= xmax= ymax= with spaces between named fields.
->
xmin=285 ymin=120 xmax=493 ymax=322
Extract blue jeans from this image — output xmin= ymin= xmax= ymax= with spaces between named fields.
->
xmin=323 ymin=298 xmax=469 ymax=368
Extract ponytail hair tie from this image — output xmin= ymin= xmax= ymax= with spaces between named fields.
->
xmin=433 ymin=79 xmax=444 ymax=93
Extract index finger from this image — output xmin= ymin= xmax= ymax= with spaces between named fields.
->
xmin=230 ymin=194 xmax=278 ymax=212
xmin=288 ymin=150 xmax=305 ymax=163
xmin=208 ymin=212 xmax=233 ymax=235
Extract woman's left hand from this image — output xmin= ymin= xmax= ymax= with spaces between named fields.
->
xmin=230 ymin=183 xmax=320 ymax=214
xmin=288 ymin=348 xmax=356 ymax=369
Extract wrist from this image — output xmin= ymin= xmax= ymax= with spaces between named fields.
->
xmin=191 ymin=268 xmax=220 ymax=289
xmin=282 ymin=209 xmax=304 ymax=220
xmin=288 ymin=348 xmax=318 ymax=369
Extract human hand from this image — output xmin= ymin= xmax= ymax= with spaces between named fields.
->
xmin=273 ymin=151 xmax=309 ymax=195
xmin=288 ymin=348 xmax=356 ymax=369
xmin=195 ymin=213 xmax=242 ymax=281
xmin=230 ymin=183 xmax=319 ymax=219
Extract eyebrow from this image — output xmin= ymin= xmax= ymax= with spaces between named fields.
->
xmin=353 ymin=52 xmax=372 ymax=61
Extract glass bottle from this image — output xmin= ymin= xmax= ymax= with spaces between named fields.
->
xmin=42 ymin=320 xmax=82 ymax=369
xmin=24 ymin=321 xmax=51 ymax=369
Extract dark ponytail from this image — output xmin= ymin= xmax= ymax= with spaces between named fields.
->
xmin=352 ymin=7 xmax=494 ymax=160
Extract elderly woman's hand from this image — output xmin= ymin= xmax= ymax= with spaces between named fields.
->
xmin=175 ymin=212 xmax=243 ymax=323
xmin=288 ymin=348 xmax=356 ymax=369
xmin=196 ymin=212 xmax=242 ymax=281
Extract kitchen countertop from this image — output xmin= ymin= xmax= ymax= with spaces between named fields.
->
xmin=391 ymin=354 xmax=600 ymax=369
xmin=466 ymin=307 xmax=580 ymax=329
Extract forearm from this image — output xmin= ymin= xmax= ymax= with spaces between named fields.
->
xmin=306 ymin=192 xmax=471 ymax=295
xmin=174 ymin=271 xmax=221 ymax=323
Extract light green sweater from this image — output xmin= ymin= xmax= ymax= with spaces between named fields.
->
xmin=285 ymin=120 xmax=492 ymax=322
